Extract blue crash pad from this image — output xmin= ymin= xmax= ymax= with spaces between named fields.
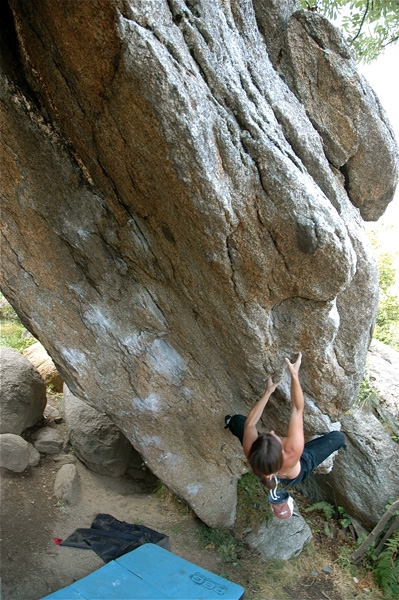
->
xmin=42 ymin=543 xmax=245 ymax=599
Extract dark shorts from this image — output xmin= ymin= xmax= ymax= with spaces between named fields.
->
xmin=225 ymin=414 xmax=346 ymax=486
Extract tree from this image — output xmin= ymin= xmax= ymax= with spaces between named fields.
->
xmin=374 ymin=252 xmax=399 ymax=350
xmin=298 ymin=1 xmax=399 ymax=62
xmin=370 ymin=246 xmax=399 ymax=350
xmin=367 ymin=228 xmax=399 ymax=349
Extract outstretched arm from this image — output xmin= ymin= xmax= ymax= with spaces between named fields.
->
xmin=242 ymin=377 xmax=281 ymax=458
xmin=283 ymin=352 xmax=305 ymax=458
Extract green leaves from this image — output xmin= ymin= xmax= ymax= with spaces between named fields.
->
xmin=303 ymin=501 xmax=336 ymax=520
xmin=198 ymin=525 xmax=241 ymax=563
xmin=356 ymin=375 xmax=380 ymax=412
xmin=297 ymin=1 xmax=399 ymax=62
xmin=373 ymin=530 xmax=399 ymax=598
xmin=374 ymin=252 xmax=399 ymax=350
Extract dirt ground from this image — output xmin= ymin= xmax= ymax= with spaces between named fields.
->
xmin=0 ymin=398 xmax=379 ymax=600
xmin=0 ymin=454 xmax=227 ymax=600
xmin=0 ymin=455 xmax=358 ymax=600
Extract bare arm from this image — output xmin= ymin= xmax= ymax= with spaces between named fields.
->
xmin=242 ymin=376 xmax=281 ymax=458
xmin=283 ymin=353 xmax=305 ymax=458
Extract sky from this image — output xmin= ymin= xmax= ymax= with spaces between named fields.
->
xmin=358 ymin=43 xmax=399 ymax=292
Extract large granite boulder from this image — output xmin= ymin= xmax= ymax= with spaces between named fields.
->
xmin=0 ymin=347 xmax=47 ymax=434
xmin=0 ymin=0 xmax=398 ymax=526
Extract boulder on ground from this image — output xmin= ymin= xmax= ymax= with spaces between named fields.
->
xmin=23 ymin=342 xmax=63 ymax=392
xmin=28 ymin=442 xmax=41 ymax=467
xmin=63 ymin=385 xmax=133 ymax=477
xmin=0 ymin=347 xmax=47 ymax=435
xmin=54 ymin=463 xmax=78 ymax=504
xmin=0 ymin=433 xmax=40 ymax=472
xmin=246 ymin=513 xmax=312 ymax=560
xmin=31 ymin=426 xmax=65 ymax=454
xmin=44 ymin=402 xmax=62 ymax=423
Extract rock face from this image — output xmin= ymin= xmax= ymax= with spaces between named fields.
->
xmin=367 ymin=339 xmax=399 ymax=422
xmin=0 ymin=347 xmax=47 ymax=434
xmin=297 ymin=341 xmax=399 ymax=527
xmin=278 ymin=11 xmax=398 ymax=221
xmin=298 ymin=409 xmax=399 ymax=530
xmin=0 ymin=1 xmax=398 ymax=526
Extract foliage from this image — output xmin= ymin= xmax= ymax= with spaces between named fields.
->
xmin=378 ymin=252 xmax=398 ymax=292
xmin=236 ymin=472 xmax=272 ymax=528
xmin=297 ymin=1 xmax=399 ymax=62
xmin=355 ymin=374 xmax=399 ymax=442
xmin=303 ymin=501 xmax=336 ymax=520
xmin=336 ymin=544 xmax=356 ymax=573
xmin=337 ymin=506 xmax=353 ymax=529
xmin=147 ymin=479 xmax=389 ymax=600
xmin=365 ymin=233 xmax=399 ymax=351
xmin=0 ymin=320 xmax=36 ymax=352
xmin=0 ymin=298 xmax=19 ymax=320
xmin=302 ymin=496 xmax=398 ymax=597
xmin=356 ymin=373 xmax=380 ymax=412
xmin=303 ymin=501 xmax=353 ymax=527
xmin=197 ymin=524 xmax=241 ymax=563
xmin=0 ymin=293 xmax=36 ymax=352
xmin=374 ymin=252 xmax=399 ymax=350
xmin=155 ymin=483 xmax=194 ymax=516
xmin=354 ymin=501 xmax=399 ymax=598
xmin=369 ymin=531 xmax=399 ymax=599
xmin=375 ymin=295 xmax=399 ymax=350
xmin=54 ymin=500 xmax=68 ymax=514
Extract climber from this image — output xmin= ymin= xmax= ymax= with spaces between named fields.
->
xmin=224 ymin=352 xmax=346 ymax=491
